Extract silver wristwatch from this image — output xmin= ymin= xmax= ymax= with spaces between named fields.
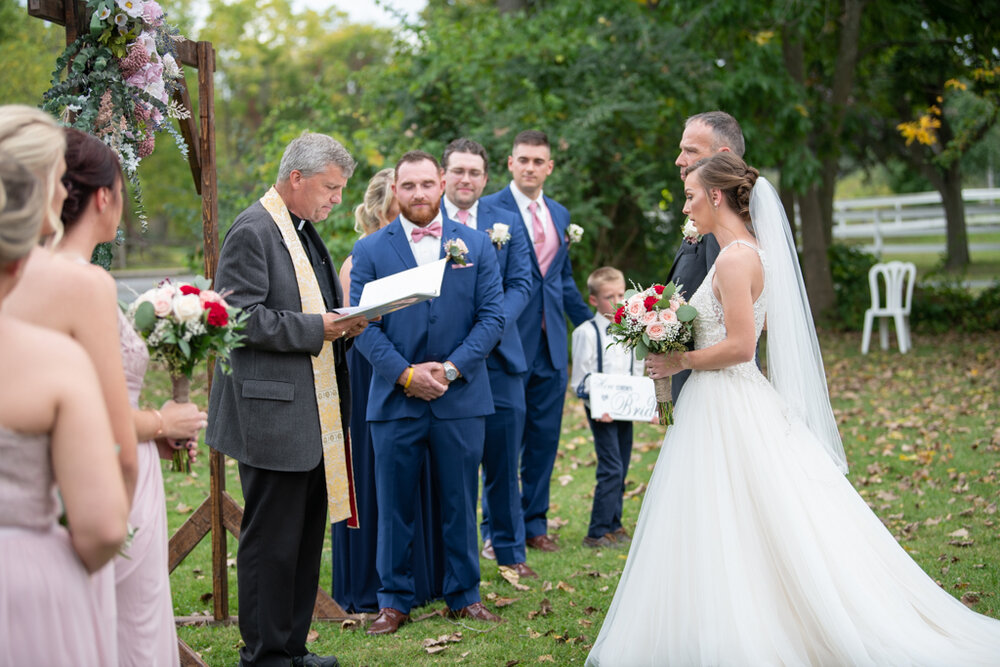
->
xmin=442 ymin=361 xmax=459 ymax=382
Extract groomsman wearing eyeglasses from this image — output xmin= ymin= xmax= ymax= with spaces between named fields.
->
xmin=440 ymin=138 xmax=536 ymax=579
xmin=479 ymin=130 xmax=592 ymax=553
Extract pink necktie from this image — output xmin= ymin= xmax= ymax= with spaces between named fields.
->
xmin=528 ymin=201 xmax=545 ymax=245
xmin=411 ymin=220 xmax=442 ymax=242
xmin=456 ymin=209 xmax=470 ymax=226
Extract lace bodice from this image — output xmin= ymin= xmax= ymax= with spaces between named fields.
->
xmin=0 ymin=426 xmax=60 ymax=529
xmin=118 ymin=308 xmax=149 ymax=410
xmin=688 ymin=240 xmax=767 ymax=381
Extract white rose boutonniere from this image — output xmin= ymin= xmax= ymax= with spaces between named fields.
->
xmin=566 ymin=223 xmax=584 ymax=244
xmin=443 ymin=238 xmax=472 ymax=267
xmin=682 ymin=218 xmax=703 ymax=245
xmin=485 ymin=222 xmax=511 ymax=248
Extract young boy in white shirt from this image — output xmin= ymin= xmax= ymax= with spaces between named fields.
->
xmin=570 ymin=267 xmax=643 ymax=548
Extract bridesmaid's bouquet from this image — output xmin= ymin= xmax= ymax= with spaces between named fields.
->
xmin=128 ymin=276 xmax=248 ymax=471
xmin=607 ymin=282 xmax=697 ymax=425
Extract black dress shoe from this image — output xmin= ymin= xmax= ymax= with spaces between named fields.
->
xmin=292 ymin=653 xmax=340 ymax=667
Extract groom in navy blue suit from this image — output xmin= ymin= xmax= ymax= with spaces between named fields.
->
xmin=439 ymin=138 xmax=536 ymax=579
xmin=480 ymin=130 xmax=592 ymax=552
xmin=352 ymin=151 xmax=505 ymax=635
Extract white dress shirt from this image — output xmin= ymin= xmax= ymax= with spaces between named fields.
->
xmin=571 ymin=312 xmax=643 ymax=407
xmin=400 ymin=212 xmax=444 ymax=266
xmin=443 ymin=197 xmax=479 ymax=231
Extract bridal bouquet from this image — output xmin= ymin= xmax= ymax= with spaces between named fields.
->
xmin=128 ymin=276 xmax=247 ymax=470
xmin=607 ymin=282 xmax=697 ymax=425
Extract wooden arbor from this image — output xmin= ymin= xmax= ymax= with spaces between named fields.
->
xmin=27 ymin=1 xmax=350 ymax=664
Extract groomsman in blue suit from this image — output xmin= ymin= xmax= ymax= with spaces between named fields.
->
xmin=352 ymin=151 xmax=505 ymax=636
xmin=440 ymin=138 xmax=537 ymax=579
xmin=480 ymin=130 xmax=592 ymax=552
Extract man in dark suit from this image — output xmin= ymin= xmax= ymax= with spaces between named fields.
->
xmin=440 ymin=138 xmax=536 ymax=579
xmin=352 ymin=151 xmax=505 ymax=636
xmin=480 ymin=130 xmax=592 ymax=553
xmin=207 ymin=132 xmax=367 ymax=667
xmin=666 ymin=111 xmax=745 ymax=400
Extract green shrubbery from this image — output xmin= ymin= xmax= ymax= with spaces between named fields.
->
xmin=826 ymin=243 xmax=1000 ymax=333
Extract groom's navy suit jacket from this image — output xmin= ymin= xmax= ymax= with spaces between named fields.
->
xmin=479 ymin=186 xmax=591 ymax=371
xmin=351 ymin=216 xmax=504 ymax=421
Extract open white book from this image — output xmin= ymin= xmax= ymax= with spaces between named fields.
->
xmin=333 ymin=258 xmax=447 ymax=319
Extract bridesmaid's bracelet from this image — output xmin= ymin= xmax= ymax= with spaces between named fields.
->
xmin=152 ymin=409 xmax=164 ymax=437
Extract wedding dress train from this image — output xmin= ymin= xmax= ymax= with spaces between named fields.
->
xmin=586 ymin=243 xmax=1000 ymax=666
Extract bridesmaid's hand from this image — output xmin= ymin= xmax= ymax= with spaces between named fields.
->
xmin=159 ymin=399 xmax=207 ymax=441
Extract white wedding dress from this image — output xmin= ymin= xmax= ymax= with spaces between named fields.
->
xmin=586 ymin=241 xmax=1000 ymax=666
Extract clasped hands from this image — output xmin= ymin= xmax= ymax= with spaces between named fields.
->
xmin=645 ymin=351 xmax=686 ymax=380
xmin=399 ymin=362 xmax=449 ymax=401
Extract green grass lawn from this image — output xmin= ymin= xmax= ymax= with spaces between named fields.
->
xmin=153 ymin=331 xmax=1000 ymax=665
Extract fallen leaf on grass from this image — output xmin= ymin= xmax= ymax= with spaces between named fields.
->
xmin=340 ymin=619 xmax=360 ymax=631
xmin=505 ymin=660 xmax=520 ymax=667
xmin=558 ymin=474 xmax=574 ymax=486
xmin=556 ymin=581 xmax=576 ymax=593
xmin=538 ymin=656 xmax=555 ymax=663
xmin=499 ymin=565 xmax=531 ymax=591
xmin=578 ymin=618 xmax=593 ymax=627
xmin=175 ymin=502 xmax=192 ymax=514
xmin=306 ymin=629 xmax=319 ymax=643
xmin=527 ymin=627 xmax=541 ymax=639
xmin=485 ymin=592 xmax=519 ymax=607
xmin=623 ymin=483 xmax=647 ymax=500
xmin=961 ymin=592 xmax=981 ymax=607
xmin=422 ymin=632 xmax=463 ymax=654
xmin=412 ymin=608 xmax=447 ymax=622
xmin=541 ymin=581 xmax=553 ymax=592
xmin=200 ymin=592 xmax=213 ymax=603
xmin=527 ymin=598 xmax=553 ymax=620
xmin=948 ymin=528 xmax=970 ymax=538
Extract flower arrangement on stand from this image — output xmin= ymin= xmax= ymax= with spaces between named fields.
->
xmin=606 ymin=282 xmax=697 ymax=425
xmin=43 ymin=0 xmax=190 ymax=267
xmin=128 ymin=276 xmax=248 ymax=471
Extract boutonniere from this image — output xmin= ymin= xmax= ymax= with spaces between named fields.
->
xmin=682 ymin=218 xmax=703 ymax=245
xmin=443 ymin=238 xmax=473 ymax=267
xmin=485 ymin=222 xmax=511 ymax=249
xmin=566 ymin=223 xmax=584 ymax=245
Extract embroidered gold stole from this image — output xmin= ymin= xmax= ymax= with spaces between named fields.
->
xmin=260 ymin=187 xmax=357 ymax=526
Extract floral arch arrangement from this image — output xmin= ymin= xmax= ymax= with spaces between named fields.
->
xmin=43 ymin=0 xmax=191 ymax=261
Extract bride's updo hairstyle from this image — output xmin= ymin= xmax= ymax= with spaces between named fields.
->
xmin=0 ymin=156 xmax=44 ymax=265
xmin=0 ymin=105 xmax=66 ymax=241
xmin=689 ymin=152 xmax=760 ymax=224
xmin=61 ymin=127 xmax=125 ymax=232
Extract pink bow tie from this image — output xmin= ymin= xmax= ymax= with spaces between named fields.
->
xmin=411 ymin=220 xmax=442 ymax=242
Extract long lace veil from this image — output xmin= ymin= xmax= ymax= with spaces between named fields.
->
xmin=750 ymin=177 xmax=848 ymax=473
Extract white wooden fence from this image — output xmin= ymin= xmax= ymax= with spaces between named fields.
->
xmin=828 ymin=188 xmax=1000 ymax=256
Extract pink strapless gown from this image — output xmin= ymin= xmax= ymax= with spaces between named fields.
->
xmin=115 ymin=310 xmax=180 ymax=666
xmin=0 ymin=425 xmax=117 ymax=665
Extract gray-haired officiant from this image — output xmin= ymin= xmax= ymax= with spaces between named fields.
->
xmin=207 ymin=132 xmax=367 ymax=667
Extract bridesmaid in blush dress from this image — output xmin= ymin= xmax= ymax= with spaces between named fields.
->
xmin=330 ymin=168 xmax=445 ymax=612
xmin=0 ymin=154 xmax=129 ymax=665
xmin=57 ymin=127 xmax=208 ymax=666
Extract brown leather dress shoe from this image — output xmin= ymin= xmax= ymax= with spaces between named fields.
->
xmin=481 ymin=538 xmax=496 ymax=560
xmin=582 ymin=533 xmax=617 ymax=548
xmin=509 ymin=562 xmax=538 ymax=578
xmin=366 ymin=607 xmax=409 ymax=635
xmin=525 ymin=534 xmax=559 ymax=552
xmin=612 ymin=527 xmax=631 ymax=544
xmin=448 ymin=601 xmax=503 ymax=623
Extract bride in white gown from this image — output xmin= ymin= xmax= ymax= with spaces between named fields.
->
xmin=586 ymin=153 xmax=1000 ymax=666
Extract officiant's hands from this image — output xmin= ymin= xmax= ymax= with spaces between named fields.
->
xmin=322 ymin=312 xmax=369 ymax=341
xmin=399 ymin=362 xmax=448 ymax=401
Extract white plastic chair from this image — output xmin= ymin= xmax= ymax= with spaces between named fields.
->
xmin=861 ymin=261 xmax=916 ymax=354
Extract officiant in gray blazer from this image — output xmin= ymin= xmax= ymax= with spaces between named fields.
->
xmin=207 ymin=132 xmax=368 ymax=667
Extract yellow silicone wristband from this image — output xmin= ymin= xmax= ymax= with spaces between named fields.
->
xmin=403 ymin=366 xmax=414 ymax=390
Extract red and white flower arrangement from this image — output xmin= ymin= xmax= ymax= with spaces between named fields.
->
xmin=128 ymin=276 xmax=247 ymax=470
xmin=606 ymin=281 xmax=697 ymax=425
